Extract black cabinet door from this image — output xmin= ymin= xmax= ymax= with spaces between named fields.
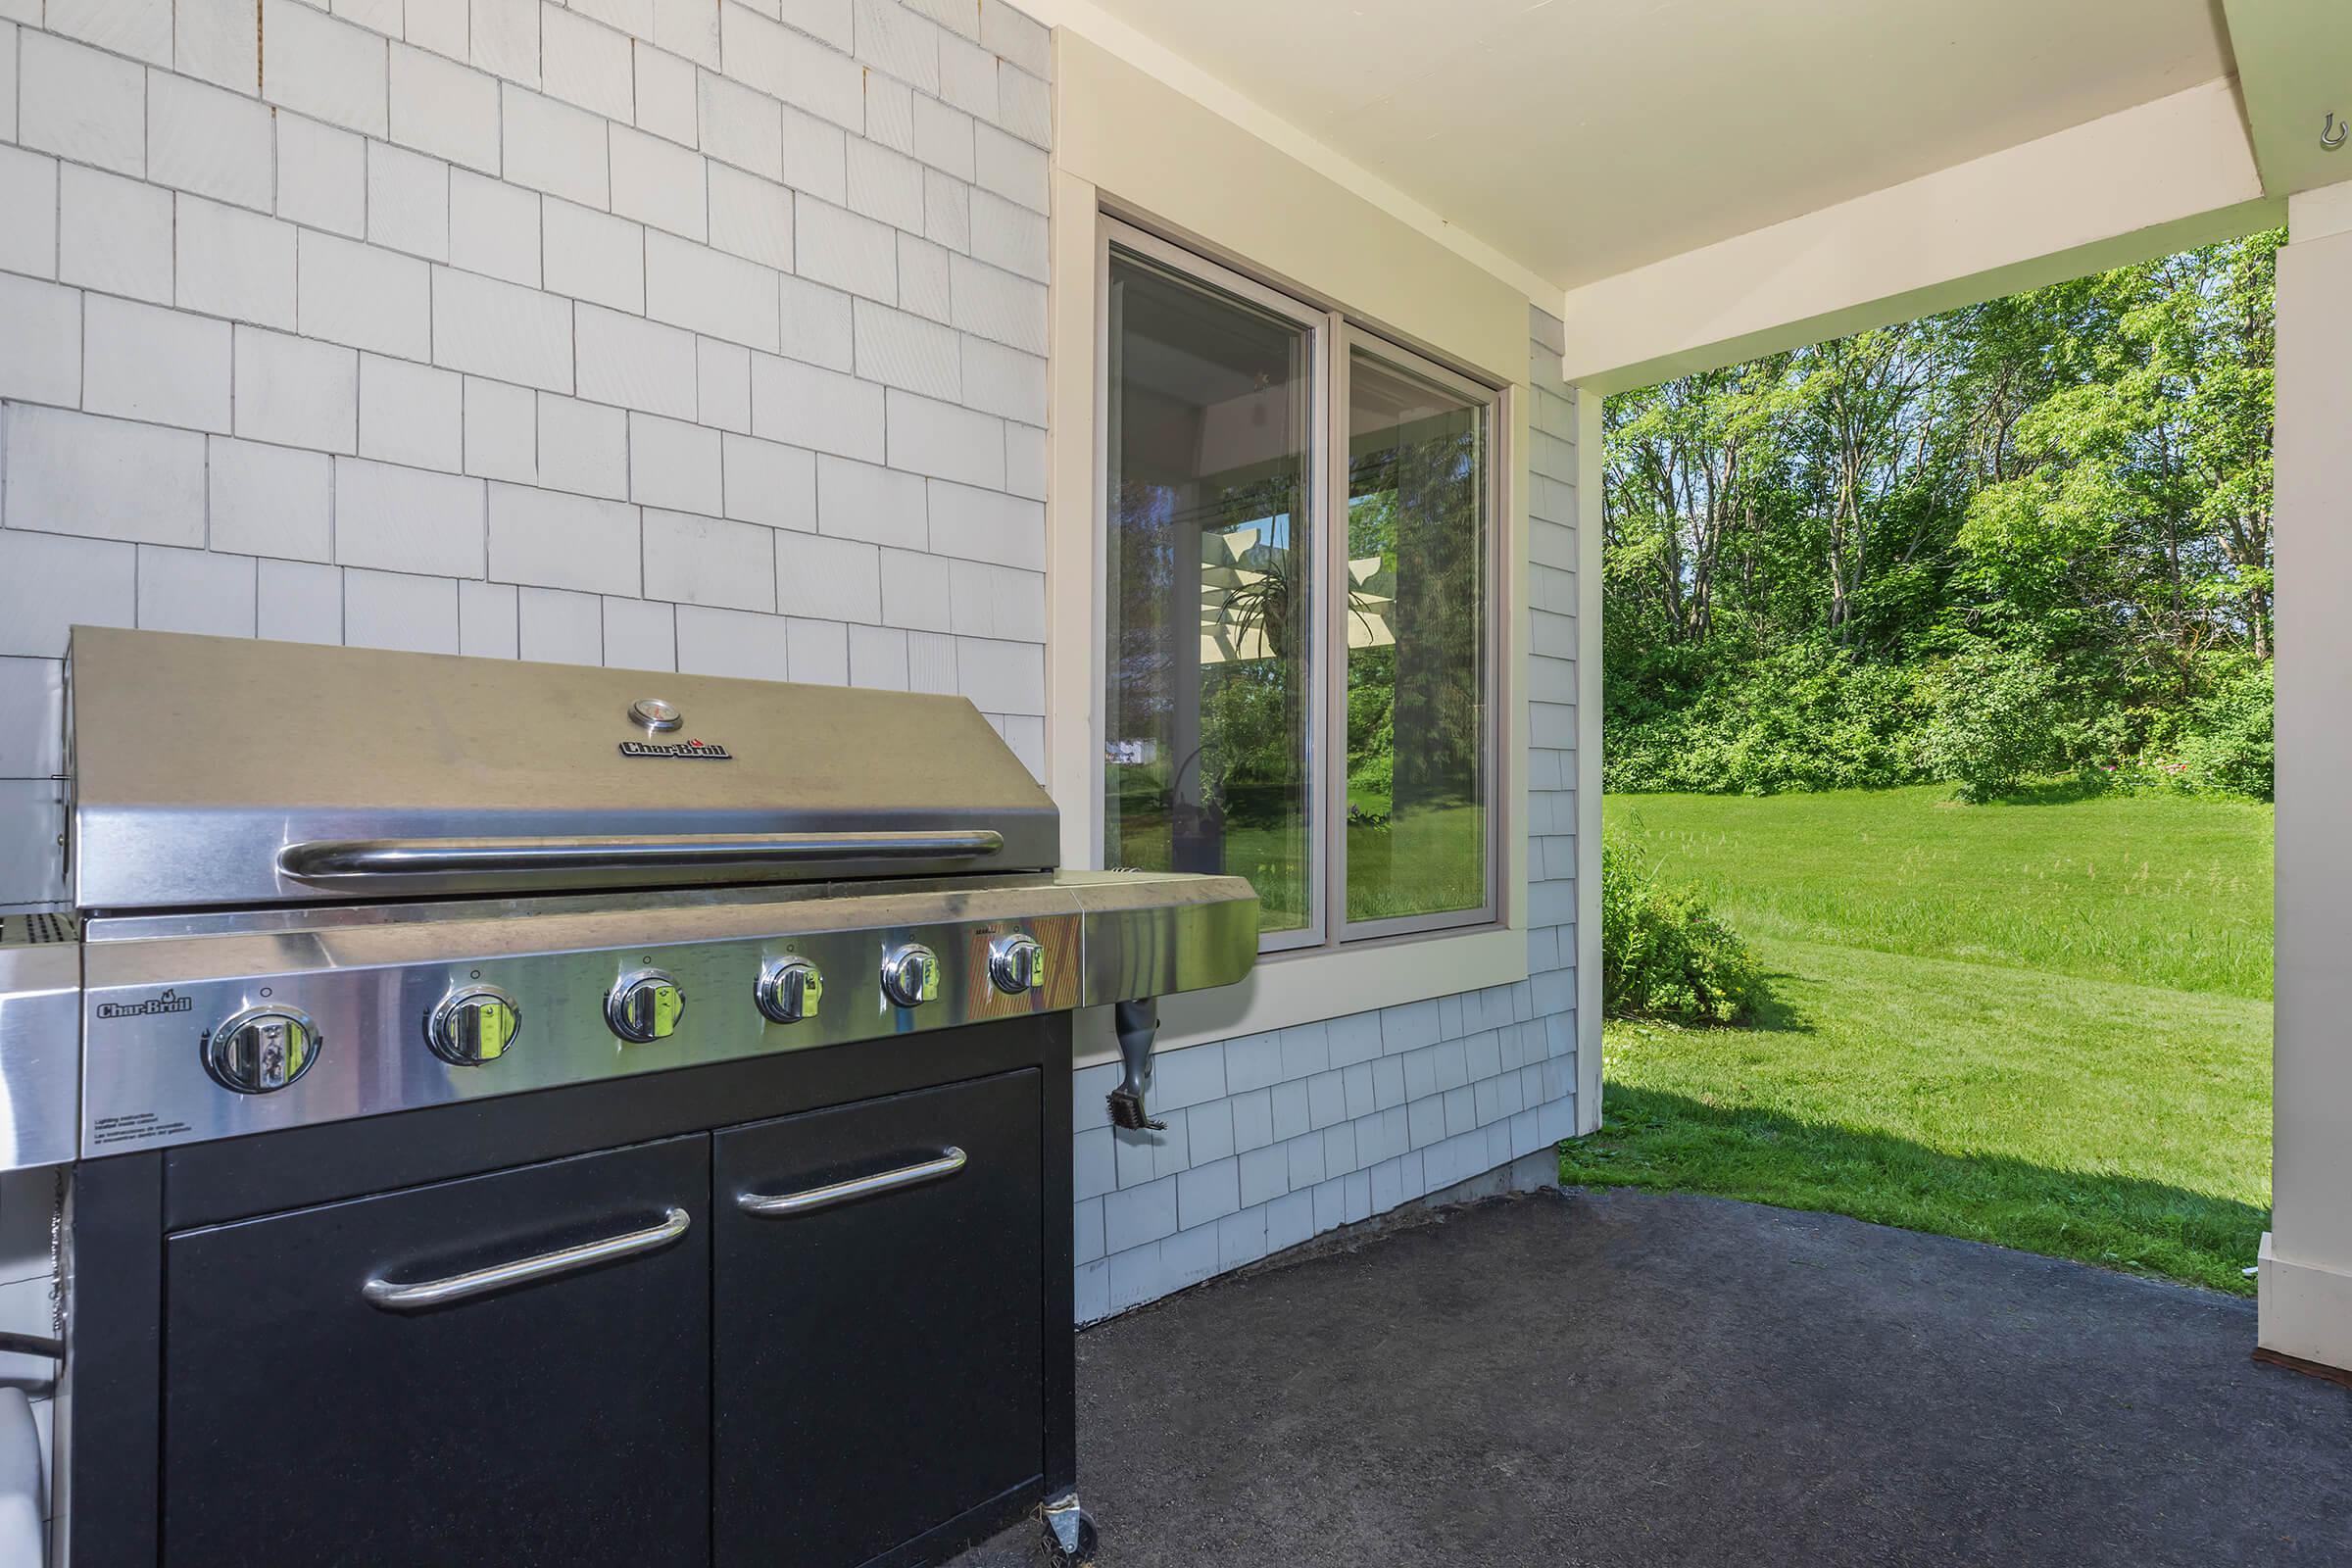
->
xmin=713 ymin=1070 xmax=1045 ymax=1568
xmin=161 ymin=1135 xmax=711 ymax=1568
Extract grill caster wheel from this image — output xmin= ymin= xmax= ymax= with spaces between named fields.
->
xmin=1042 ymin=1492 xmax=1098 ymax=1567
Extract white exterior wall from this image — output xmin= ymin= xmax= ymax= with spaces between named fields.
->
xmin=0 ymin=0 xmax=1056 ymax=1529
xmin=1069 ymin=312 xmax=1580 ymax=1320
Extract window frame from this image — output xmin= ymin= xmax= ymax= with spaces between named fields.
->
xmin=1097 ymin=218 xmax=1507 ymax=958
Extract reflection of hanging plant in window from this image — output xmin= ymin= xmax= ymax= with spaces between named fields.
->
xmin=1197 ymin=474 xmax=1307 ymax=826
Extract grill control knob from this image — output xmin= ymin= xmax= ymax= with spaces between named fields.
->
xmin=428 ymin=986 xmax=521 ymax=1065
xmin=204 ymin=1005 xmax=320 ymax=1094
xmin=607 ymin=969 xmax=686 ymax=1044
xmin=988 ymin=934 xmax=1048 ymax=996
xmin=755 ymin=957 xmax=824 ymax=1024
xmin=880 ymin=944 xmax=941 ymax=1009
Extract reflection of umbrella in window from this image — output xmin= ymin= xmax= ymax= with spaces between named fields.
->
xmin=1200 ymin=530 xmax=1395 ymax=664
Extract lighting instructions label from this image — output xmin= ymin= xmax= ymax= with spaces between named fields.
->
xmin=91 ymin=1111 xmax=195 ymax=1147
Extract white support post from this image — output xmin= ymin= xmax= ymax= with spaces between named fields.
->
xmin=1574 ymin=389 xmax=1604 ymax=1134
xmin=2263 ymin=180 xmax=2352 ymax=1373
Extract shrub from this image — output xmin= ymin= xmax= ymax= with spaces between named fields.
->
xmin=2174 ymin=660 xmax=2274 ymax=800
xmin=1919 ymin=644 xmax=2064 ymax=802
xmin=1600 ymin=842 xmax=1762 ymax=1024
xmin=1604 ymin=641 xmax=1930 ymax=796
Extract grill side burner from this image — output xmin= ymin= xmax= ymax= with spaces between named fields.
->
xmin=9 ymin=628 xmax=1259 ymax=1568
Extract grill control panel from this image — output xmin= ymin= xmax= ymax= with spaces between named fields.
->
xmin=86 ymin=908 xmax=1080 ymax=1154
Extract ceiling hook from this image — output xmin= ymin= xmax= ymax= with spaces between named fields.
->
xmin=2325 ymin=113 xmax=2349 ymax=151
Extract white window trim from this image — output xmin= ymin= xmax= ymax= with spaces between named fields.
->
xmin=1052 ymin=199 xmax=1534 ymax=1062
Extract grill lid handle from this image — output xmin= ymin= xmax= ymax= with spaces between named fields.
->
xmin=279 ymin=830 xmax=1005 ymax=881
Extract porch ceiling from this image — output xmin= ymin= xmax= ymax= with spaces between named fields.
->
xmin=1067 ymin=0 xmax=2235 ymax=289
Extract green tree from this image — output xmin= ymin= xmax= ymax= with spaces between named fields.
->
xmin=1602 ymin=228 xmax=2279 ymax=801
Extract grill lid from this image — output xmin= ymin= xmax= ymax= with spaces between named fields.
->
xmin=69 ymin=628 xmax=1058 ymax=911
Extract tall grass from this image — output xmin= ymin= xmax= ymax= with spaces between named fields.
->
xmin=1607 ymin=785 xmax=2273 ymax=999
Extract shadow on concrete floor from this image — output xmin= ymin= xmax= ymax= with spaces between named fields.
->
xmin=954 ymin=1188 xmax=2352 ymax=1567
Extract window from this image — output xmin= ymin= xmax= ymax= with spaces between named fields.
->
xmin=1101 ymin=224 xmax=1499 ymax=954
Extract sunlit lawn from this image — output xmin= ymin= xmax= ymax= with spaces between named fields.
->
xmin=1566 ymin=785 xmax=2274 ymax=1294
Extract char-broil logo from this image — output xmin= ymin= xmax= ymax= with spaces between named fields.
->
xmin=96 ymin=989 xmax=194 ymax=1020
xmin=618 ymin=738 xmax=734 ymax=760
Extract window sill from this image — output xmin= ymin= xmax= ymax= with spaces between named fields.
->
xmin=1068 ymin=922 xmax=1529 ymax=1067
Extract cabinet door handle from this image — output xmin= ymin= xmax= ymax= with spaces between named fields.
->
xmin=362 ymin=1205 xmax=692 ymax=1312
xmin=736 ymin=1148 xmax=967 ymax=1217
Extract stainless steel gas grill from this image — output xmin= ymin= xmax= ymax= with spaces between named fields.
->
xmin=5 ymin=627 xmax=1255 ymax=1568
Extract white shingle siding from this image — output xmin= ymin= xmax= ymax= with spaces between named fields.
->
xmin=886 ymin=392 xmax=1004 ymax=488
xmin=549 ymin=210 xmax=651 ymax=317
xmin=21 ymin=30 xmax=146 ymax=173
xmin=173 ymin=0 xmax=255 ymax=92
xmin=450 ymin=171 xmax=545 ymax=285
xmin=429 ymin=266 xmax=576 ymax=390
xmin=297 ymin=229 xmax=432 ymax=358
xmin=611 ymin=123 xmax=708 ymax=239
xmin=502 ymin=81 xmax=610 ymax=206
xmin=469 ymin=0 xmax=541 ymax=88
xmin=146 ymin=73 xmax=271 ymax=210
xmin=358 ymin=355 xmax=465 ymax=471
xmin=136 ymin=544 xmax=255 ymax=636
xmin=542 ymin=4 xmax=636 ymax=122
xmin=634 ymin=44 xmax=699 ymax=146
xmin=572 ymin=303 xmax=694 ymax=416
xmin=864 ymin=73 xmax=915 ymax=156
xmin=464 ymin=378 xmax=540 ymax=482
xmin=60 ymin=164 xmax=172 ymax=303
xmin=390 ymin=44 xmax=502 ymax=172
xmin=521 ymin=586 xmax=607 ymax=664
xmin=699 ymin=339 xmax=755 ymax=433
xmin=797 ymin=196 xmax=899 ymax=302
xmin=208 ymin=439 xmax=333 ymax=563
xmin=971 ymin=120 xmax=1044 ymax=212
xmin=0 ymin=275 xmax=81 ymax=408
xmin=720 ymin=3 xmax=860 ymax=130
xmin=707 ymin=163 xmax=797 ymax=270
xmin=275 ymin=115 xmax=367 ymax=236
xmin=646 ymin=230 xmax=782 ymax=350
xmin=365 ymin=142 xmax=453 ymax=262
xmin=175 ymin=195 xmax=298 ymax=326
xmin=262 ymin=0 xmax=389 ymax=138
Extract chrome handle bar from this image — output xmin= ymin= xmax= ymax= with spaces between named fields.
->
xmin=362 ymin=1205 xmax=692 ymax=1312
xmin=282 ymin=831 xmax=1004 ymax=880
xmin=736 ymin=1148 xmax=968 ymax=1218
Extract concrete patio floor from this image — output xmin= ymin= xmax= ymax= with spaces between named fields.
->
xmin=955 ymin=1188 xmax=2352 ymax=1567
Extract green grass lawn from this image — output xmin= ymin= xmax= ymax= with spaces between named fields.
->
xmin=1565 ymin=784 xmax=2274 ymax=1294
